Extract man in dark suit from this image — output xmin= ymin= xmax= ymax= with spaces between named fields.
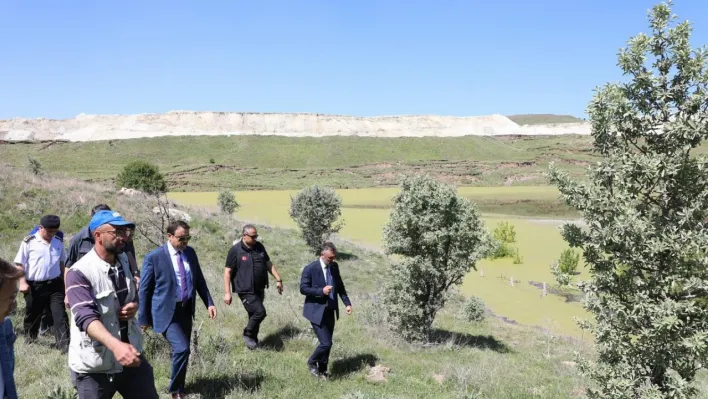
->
xmin=139 ymin=220 xmax=217 ymax=399
xmin=300 ymin=242 xmax=352 ymax=379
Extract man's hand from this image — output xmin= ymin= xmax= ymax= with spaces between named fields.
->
xmin=276 ymin=281 xmax=283 ymax=295
xmin=19 ymin=281 xmax=29 ymax=294
xmin=119 ymin=302 xmax=138 ymax=320
xmin=323 ymin=285 xmax=333 ymax=296
xmin=346 ymin=305 xmax=352 ymax=315
xmin=110 ymin=341 xmax=141 ymax=367
xmin=224 ymin=293 xmax=232 ymax=305
xmin=208 ymin=305 xmax=217 ymax=319
xmin=64 ymin=296 xmax=70 ymax=309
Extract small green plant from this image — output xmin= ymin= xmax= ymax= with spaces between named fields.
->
xmin=27 ymin=156 xmax=42 ymax=176
xmin=558 ymin=248 xmax=579 ymax=275
xmin=209 ymin=157 xmax=216 ymax=164
xmin=46 ymin=386 xmax=77 ymax=399
xmin=115 ymin=160 xmax=167 ymax=194
xmin=490 ymin=221 xmax=522 ymax=261
xmin=550 ymin=260 xmax=572 ymax=287
xmin=217 ymin=189 xmax=239 ymax=214
xmin=463 ymin=296 xmax=486 ymax=323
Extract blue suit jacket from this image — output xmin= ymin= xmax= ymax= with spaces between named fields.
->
xmin=300 ymin=259 xmax=351 ymax=326
xmin=138 ymin=244 xmax=214 ymax=333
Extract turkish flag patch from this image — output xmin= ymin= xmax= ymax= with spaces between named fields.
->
xmin=242 ymin=256 xmax=248 ymax=261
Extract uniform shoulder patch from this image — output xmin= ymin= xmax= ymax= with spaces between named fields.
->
xmin=22 ymin=234 xmax=35 ymax=243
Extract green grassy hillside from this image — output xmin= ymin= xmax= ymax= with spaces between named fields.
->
xmin=0 ymin=135 xmax=595 ymax=192
xmin=506 ymin=114 xmax=586 ymax=125
xmin=0 ymin=164 xmax=602 ymax=398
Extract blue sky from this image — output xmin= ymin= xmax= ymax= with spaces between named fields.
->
xmin=1 ymin=1 xmax=707 ymax=119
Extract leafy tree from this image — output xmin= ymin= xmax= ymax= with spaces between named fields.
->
xmin=217 ymin=189 xmax=239 ymax=214
xmin=558 ymin=248 xmax=580 ymax=275
xmin=549 ymin=2 xmax=708 ymax=397
xmin=115 ymin=160 xmax=167 ymax=194
xmin=289 ymin=185 xmax=344 ymax=254
xmin=463 ymin=296 xmax=486 ymax=323
xmin=382 ymin=175 xmax=492 ymax=341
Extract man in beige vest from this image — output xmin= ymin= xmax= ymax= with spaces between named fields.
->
xmin=65 ymin=210 xmax=158 ymax=399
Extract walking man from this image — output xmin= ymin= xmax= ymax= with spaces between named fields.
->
xmin=223 ymin=224 xmax=283 ymax=350
xmin=300 ymin=242 xmax=352 ymax=379
xmin=139 ymin=220 xmax=216 ymax=399
xmin=25 ymin=224 xmax=63 ymax=336
xmin=67 ymin=204 xmax=140 ymax=285
xmin=13 ymin=215 xmax=70 ymax=350
xmin=65 ymin=210 xmax=158 ymax=398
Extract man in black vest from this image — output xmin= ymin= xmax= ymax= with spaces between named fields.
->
xmin=223 ymin=224 xmax=283 ymax=349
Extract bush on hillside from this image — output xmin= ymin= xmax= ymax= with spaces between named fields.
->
xmin=550 ymin=260 xmax=572 ymax=288
xmin=115 ymin=160 xmax=167 ymax=194
xmin=289 ymin=185 xmax=344 ymax=254
xmin=217 ymin=189 xmax=239 ymax=214
xmin=463 ymin=296 xmax=486 ymax=323
xmin=382 ymin=175 xmax=492 ymax=342
xmin=549 ymin=2 xmax=708 ymax=397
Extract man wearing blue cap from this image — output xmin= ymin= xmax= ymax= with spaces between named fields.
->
xmin=65 ymin=211 xmax=158 ymax=399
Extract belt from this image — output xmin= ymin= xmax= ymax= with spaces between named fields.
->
xmin=28 ymin=277 xmax=61 ymax=284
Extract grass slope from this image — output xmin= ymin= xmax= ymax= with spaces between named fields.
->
xmin=506 ymin=114 xmax=586 ymax=125
xmin=0 ymin=165 xmax=603 ymax=398
xmin=0 ymin=135 xmax=594 ymax=193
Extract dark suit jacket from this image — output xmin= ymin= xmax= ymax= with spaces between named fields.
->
xmin=300 ymin=259 xmax=351 ymax=325
xmin=138 ymin=244 xmax=214 ymax=333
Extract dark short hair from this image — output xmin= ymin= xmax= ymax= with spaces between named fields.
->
xmin=0 ymin=257 xmax=24 ymax=289
xmin=91 ymin=204 xmax=111 ymax=216
xmin=242 ymin=224 xmax=256 ymax=235
xmin=167 ymin=220 xmax=190 ymax=235
xmin=321 ymin=242 xmax=337 ymax=254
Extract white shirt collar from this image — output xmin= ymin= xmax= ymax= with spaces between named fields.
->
xmin=319 ymin=258 xmax=329 ymax=269
xmin=34 ymin=231 xmax=50 ymax=245
xmin=167 ymin=242 xmax=180 ymax=256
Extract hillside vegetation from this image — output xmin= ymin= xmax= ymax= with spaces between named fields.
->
xmin=506 ymin=114 xmax=586 ymax=125
xmin=1 ymin=135 xmax=595 ymax=193
xmin=0 ymin=163 xmax=606 ymax=398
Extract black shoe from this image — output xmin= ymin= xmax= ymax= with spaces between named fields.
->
xmin=319 ymin=371 xmax=330 ymax=380
xmin=243 ymin=335 xmax=258 ymax=350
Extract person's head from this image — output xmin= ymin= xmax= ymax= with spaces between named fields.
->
xmin=38 ymin=214 xmax=61 ymax=242
xmin=91 ymin=204 xmax=111 ymax=216
xmin=0 ymin=257 xmax=24 ymax=318
xmin=89 ymin=210 xmax=136 ymax=256
xmin=241 ymin=224 xmax=258 ymax=247
xmin=320 ymin=242 xmax=337 ymax=265
xmin=167 ymin=220 xmax=191 ymax=251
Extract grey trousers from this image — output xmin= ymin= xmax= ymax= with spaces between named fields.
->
xmin=71 ymin=356 xmax=159 ymax=399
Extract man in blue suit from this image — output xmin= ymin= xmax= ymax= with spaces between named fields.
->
xmin=139 ymin=220 xmax=217 ymax=399
xmin=300 ymin=242 xmax=352 ymax=379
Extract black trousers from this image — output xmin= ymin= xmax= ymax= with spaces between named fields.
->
xmin=71 ymin=355 xmax=159 ymax=399
xmin=308 ymin=308 xmax=336 ymax=372
xmin=238 ymin=291 xmax=266 ymax=339
xmin=23 ymin=278 xmax=70 ymax=349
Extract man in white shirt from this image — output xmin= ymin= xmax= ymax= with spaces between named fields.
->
xmin=13 ymin=214 xmax=70 ymax=351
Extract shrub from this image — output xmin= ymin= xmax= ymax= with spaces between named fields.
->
xmin=289 ymin=185 xmax=344 ymax=254
xmin=463 ymin=296 xmax=486 ymax=323
xmin=382 ymin=175 xmax=492 ymax=341
xmin=115 ymin=160 xmax=167 ymax=194
xmin=550 ymin=261 xmax=572 ymax=287
xmin=489 ymin=221 xmax=521 ymax=261
xmin=27 ymin=156 xmax=42 ymax=176
xmin=209 ymin=157 xmax=215 ymax=164
xmin=558 ymin=248 xmax=579 ymax=275
xmin=217 ymin=189 xmax=239 ymax=214
xmin=549 ymin=2 xmax=708 ymax=397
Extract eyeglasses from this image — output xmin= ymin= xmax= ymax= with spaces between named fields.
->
xmin=245 ymin=234 xmax=259 ymax=239
xmin=104 ymin=229 xmax=132 ymax=238
xmin=174 ymin=235 xmax=192 ymax=242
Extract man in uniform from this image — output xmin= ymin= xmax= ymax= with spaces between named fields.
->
xmin=223 ymin=224 xmax=283 ymax=349
xmin=13 ymin=215 xmax=70 ymax=350
xmin=25 ymin=224 xmax=64 ymax=336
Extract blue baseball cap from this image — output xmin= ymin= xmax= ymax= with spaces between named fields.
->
xmin=89 ymin=210 xmax=135 ymax=233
